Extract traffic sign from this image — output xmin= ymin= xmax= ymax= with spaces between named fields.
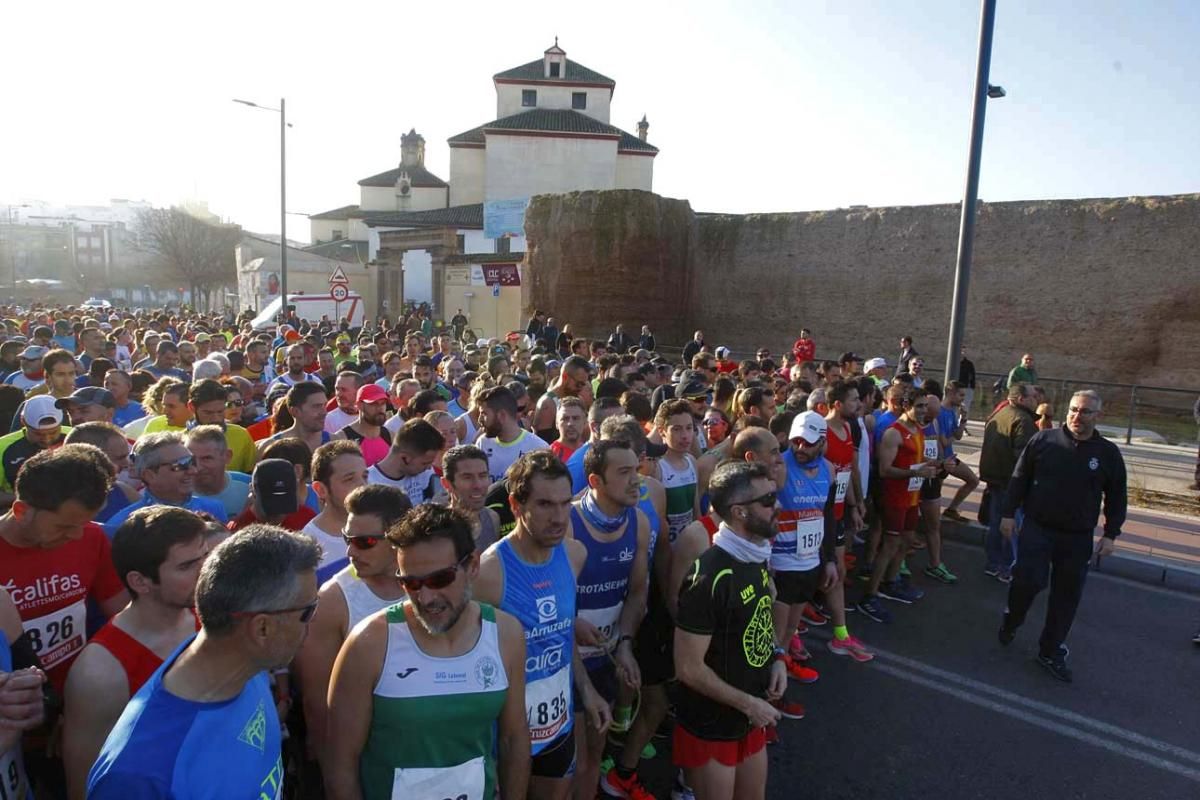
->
xmin=328 ymin=265 xmax=350 ymax=286
xmin=492 ymin=285 xmax=500 ymax=298
xmin=330 ymin=284 xmax=349 ymax=302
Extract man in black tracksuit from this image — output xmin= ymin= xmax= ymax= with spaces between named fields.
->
xmin=998 ymin=389 xmax=1127 ymax=682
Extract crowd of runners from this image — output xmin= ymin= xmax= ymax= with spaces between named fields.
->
xmin=0 ymin=305 xmax=1132 ymax=800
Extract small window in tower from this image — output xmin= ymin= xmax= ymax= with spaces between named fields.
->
xmin=522 ymin=90 xmax=537 ymax=107
xmin=549 ymin=62 xmax=561 ymax=78
xmin=572 ymin=92 xmax=587 ymax=110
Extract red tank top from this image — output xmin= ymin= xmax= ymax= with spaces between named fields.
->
xmin=699 ymin=513 xmax=718 ymax=544
xmin=89 ymin=616 xmax=199 ymax=696
xmin=825 ymin=420 xmax=856 ymax=521
xmin=882 ymin=420 xmax=924 ymax=508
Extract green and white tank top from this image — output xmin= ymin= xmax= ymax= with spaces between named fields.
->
xmin=359 ymin=602 xmax=509 ymax=800
xmin=659 ymin=454 xmax=697 ymax=543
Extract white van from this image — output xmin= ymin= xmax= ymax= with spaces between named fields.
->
xmin=250 ymin=293 xmax=365 ymax=331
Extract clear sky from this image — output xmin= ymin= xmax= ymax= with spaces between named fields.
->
xmin=3 ymin=0 xmax=1197 ymax=240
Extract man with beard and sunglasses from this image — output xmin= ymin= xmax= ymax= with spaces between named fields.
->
xmin=475 ymin=451 xmax=609 ymax=800
xmin=297 ymin=484 xmax=410 ymax=773
xmin=674 ymin=461 xmax=786 ymax=800
xmin=326 ymin=504 xmax=531 ymax=800
xmin=87 ymin=525 xmax=320 ymax=799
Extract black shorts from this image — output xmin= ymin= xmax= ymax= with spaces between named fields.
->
xmin=834 ymin=517 xmax=847 ymax=548
xmin=920 ymin=476 xmax=944 ymax=501
xmin=531 ymin=728 xmax=577 ymax=779
xmin=773 ymin=565 xmax=823 ymax=605
xmin=575 ymin=661 xmax=618 ymax=712
xmin=634 ymin=591 xmax=675 ymax=686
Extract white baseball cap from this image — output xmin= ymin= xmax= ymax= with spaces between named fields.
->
xmin=863 ymin=357 xmax=888 ymax=372
xmin=23 ymin=395 xmax=64 ymax=430
xmin=789 ymin=410 xmax=828 ymax=444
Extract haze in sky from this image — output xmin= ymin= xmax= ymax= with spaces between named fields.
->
xmin=3 ymin=0 xmax=1197 ymax=240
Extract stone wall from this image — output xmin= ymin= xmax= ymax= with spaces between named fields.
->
xmin=524 ymin=190 xmax=1200 ymax=390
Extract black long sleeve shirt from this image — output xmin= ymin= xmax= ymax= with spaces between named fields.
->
xmin=1004 ymin=427 xmax=1128 ymax=538
xmin=959 ymin=358 xmax=977 ymax=389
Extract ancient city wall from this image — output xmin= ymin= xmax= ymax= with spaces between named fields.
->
xmin=524 ymin=190 xmax=1200 ymax=389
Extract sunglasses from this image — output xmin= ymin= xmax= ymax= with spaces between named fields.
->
xmin=343 ymin=533 xmax=386 ymax=550
xmin=702 ymin=418 xmax=725 ymax=427
xmin=231 ymin=597 xmax=320 ymax=624
xmin=226 ymin=399 xmax=245 ymax=408
xmin=732 ymin=490 xmax=777 ymax=509
xmin=156 ymin=455 xmax=196 ymax=473
xmin=395 ymin=554 xmax=470 ymax=592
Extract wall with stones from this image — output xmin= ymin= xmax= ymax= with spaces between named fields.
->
xmin=524 ymin=190 xmax=1200 ymax=390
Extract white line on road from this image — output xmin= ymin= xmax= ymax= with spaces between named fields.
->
xmin=812 ymin=630 xmax=1200 ymax=783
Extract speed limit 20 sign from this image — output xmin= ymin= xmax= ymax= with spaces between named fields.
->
xmin=330 ymin=284 xmax=349 ymax=302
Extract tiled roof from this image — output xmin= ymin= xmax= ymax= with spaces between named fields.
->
xmin=363 ymin=203 xmax=484 ymax=230
xmin=493 ymin=58 xmax=615 ymax=87
xmin=447 ymin=109 xmax=657 ymax=154
xmin=302 ymin=239 xmax=369 ymax=263
xmin=308 ymin=204 xmax=361 ymax=221
xmin=357 ymin=164 xmax=449 ymax=188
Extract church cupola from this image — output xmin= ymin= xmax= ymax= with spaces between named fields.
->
xmin=543 ymin=37 xmax=566 ymax=79
xmin=637 ymin=115 xmax=649 ymax=142
xmin=400 ymin=128 xmax=425 ymax=167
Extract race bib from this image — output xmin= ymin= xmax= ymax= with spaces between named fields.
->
xmin=391 ymin=755 xmax=484 ymax=800
xmin=923 ymin=439 xmax=939 ymax=462
xmin=0 ymin=745 xmax=29 ymax=800
xmin=907 ymin=474 xmax=924 ymax=492
xmin=26 ymin=600 xmax=86 ymax=670
xmin=526 ymin=668 xmax=571 ymax=745
xmin=795 ymin=516 xmax=824 ymax=559
xmin=834 ymin=470 xmax=851 ymax=504
xmin=577 ymin=604 xmax=621 ymax=660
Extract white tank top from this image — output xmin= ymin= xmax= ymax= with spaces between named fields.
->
xmin=332 ymin=565 xmax=399 ymax=630
xmin=458 ymin=411 xmax=478 ymax=444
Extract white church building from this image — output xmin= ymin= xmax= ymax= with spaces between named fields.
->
xmin=303 ymin=41 xmax=658 ymax=329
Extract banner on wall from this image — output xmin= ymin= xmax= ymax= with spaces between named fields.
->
xmin=481 ymin=264 xmax=521 ymax=286
xmin=483 ymin=198 xmax=529 ymax=239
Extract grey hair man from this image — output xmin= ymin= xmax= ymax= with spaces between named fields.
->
xmin=103 ymin=432 xmax=229 ymax=532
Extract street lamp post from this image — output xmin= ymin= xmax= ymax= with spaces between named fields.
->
xmin=943 ymin=0 xmax=1004 ymax=382
xmin=234 ymin=97 xmax=289 ymax=323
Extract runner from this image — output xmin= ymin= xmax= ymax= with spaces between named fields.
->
xmin=916 ymin=388 xmax=958 ymax=584
xmin=265 ymin=343 xmax=317 ymax=395
xmin=937 ymin=380 xmax=981 ymax=523
xmin=0 ymin=395 xmax=69 ymax=506
xmin=442 ymin=445 xmax=503 ymax=552
xmin=103 ymin=432 xmax=228 ymax=532
xmin=476 ymin=385 xmax=551 ymax=483
xmin=654 ymin=399 xmax=702 ymax=543
xmin=325 ymin=503 xmax=530 ymax=799
xmin=339 ymin=384 xmax=392 ymax=467
xmin=550 ymin=397 xmax=587 ymax=463
xmin=324 ymin=370 xmax=362 ymax=435
xmin=0 ymin=587 xmax=44 ymax=800
xmin=532 ymin=355 xmax=594 ymax=442
xmin=366 ymin=419 xmax=445 ymax=504
xmin=571 ymin=440 xmax=650 ymax=800
xmin=87 ymin=525 xmax=320 ymax=798
xmin=186 ymin=425 xmax=251 ymax=519
xmin=296 ymin=484 xmax=410 ymax=768
xmin=257 ymin=382 xmax=330 ymax=456
xmin=62 ymin=507 xmax=207 ymax=799
xmin=857 ymin=387 xmax=938 ymax=623
xmin=475 ymin=451 xmax=610 ymax=800
xmin=302 ymin=441 xmax=369 ymax=582
xmin=567 ymin=398 xmax=626 ymax=493
xmin=674 ymin=461 xmax=786 ymax=800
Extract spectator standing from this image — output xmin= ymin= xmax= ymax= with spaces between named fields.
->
xmin=978 ymin=383 xmax=1040 ymax=582
xmin=791 ymin=328 xmax=816 ymax=363
xmin=639 ymin=325 xmax=656 ymax=353
xmin=959 ymin=346 xmax=977 ymax=418
xmin=1007 ymin=353 xmax=1038 ymax=389
xmin=895 ymin=336 xmax=918 ymax=377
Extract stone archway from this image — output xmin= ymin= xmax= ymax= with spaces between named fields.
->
xmin=375 ymin=227 xmax=459 ymax=321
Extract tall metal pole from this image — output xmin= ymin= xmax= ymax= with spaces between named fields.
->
xmin=279 ymin=97 xmax=289 ymax=323
xmin=943 ymin=0 xmax=998 ymax=382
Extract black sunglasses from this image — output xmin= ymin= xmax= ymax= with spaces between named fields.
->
xmin=395 ymin=554 xmax=470 ymax=592
xmin=232 ymin=597 xmax=319 ymax=624
xmin=732 ymin=491 xmax=777 ymax=509
xmin=343 ymin=533 xmax=386 ymax=550
xmin=155 ymin=454 xmax=196 ymax=473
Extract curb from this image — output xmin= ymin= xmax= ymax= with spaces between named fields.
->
xmin=939 ymin=520 xmax=1200 ymax=596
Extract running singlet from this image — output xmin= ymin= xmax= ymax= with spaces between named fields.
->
xmin=494 ymin=538 xmax=575 ymax=754
xmin=477 ymin=430 xmax=551 ymax=484
xmin=87 ymin=638 xmax=284 ymax=800
xmin=824 ymin=420 xmax=856 ymax=520
xmin=882 ymin=421 xmax=925 ymax=509
xmin=89 ymin=617 xmax=199 ymax=697
xmin=658 ymin=454 xmax=697 ymax=543
xmin=300 ymin=519 xmax=350 ymax=584
xmin=340 ymin=425 xmax=392 ymax=467
xmin=773 ymin=453 xmax=832 ymax=572
xmin=358 ymin=602 xmax=508 ymax=800
xmin=332 ymin=566 xmax=397 ymax=631
xmin=0 ymin=630 xmax=31 ymax=800
xmin=637 ymin=479 xmax=662 ymax=567
xmin=0 ymin=522 xmax=124 ymax=693
xmin=570 ymin=506 xmax=638 ymax=671
xmin=474 ymin=510 xmax=500 ymax=554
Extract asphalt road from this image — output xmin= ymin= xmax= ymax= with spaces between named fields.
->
xmin=617 ymin=538 xmax=1200 ymax=800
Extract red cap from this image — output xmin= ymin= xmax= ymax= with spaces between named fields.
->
xmin=356 ymin=384 xmax=388 ymax=405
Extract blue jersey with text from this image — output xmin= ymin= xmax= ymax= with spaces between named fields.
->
xmin=87 ymin=638 xmax=284 ymax=800
xmin=496 ymin=537 xmax=576 ymax=754
xmin=570 ymin=505 xmax=638 ymax=671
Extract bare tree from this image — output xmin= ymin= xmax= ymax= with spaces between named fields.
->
xmin=135 ymin=207 xmax=241 ymax=311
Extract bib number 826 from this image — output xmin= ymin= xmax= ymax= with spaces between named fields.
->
xmin=27 ymin=614 xmax=75 ymax=654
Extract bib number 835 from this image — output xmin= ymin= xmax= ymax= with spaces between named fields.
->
xmin=535 ymin=691 xmax=567 ymax=726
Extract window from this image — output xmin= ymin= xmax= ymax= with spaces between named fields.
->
xmin=522 ymin=89 xmax=536 ymax=107
xmin=549 ymin=62 xmax=561 ymax=78
xmin=572 ymin=92 xmax=587 ymax=110
xmin=331 ymin=229 xmax=344 ymax=240
xmin=456 ymin=234 xmax=465 ymax=252
xmin=496 ymin=238 xmax=511 ymax=254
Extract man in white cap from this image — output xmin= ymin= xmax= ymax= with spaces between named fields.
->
xmin=0 ymin=394 xmax=68 ymax=504
xmin=863 ymin=358 xmax=890 ymax=389
xmin=3 ymin=344 xmax=48 ymax=392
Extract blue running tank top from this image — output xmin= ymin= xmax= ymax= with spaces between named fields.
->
xmin=570 ymin=506 xmax=638 ymax=672
xmin=637 ymin=479 xmax=661 ymax=568
xmin=772 ymin=452 xmax=832 ymax=573
xmin=496 ymin=537 xmax=576 ymax=754
xmin=0 ymin=630 xmax=31 ymax=800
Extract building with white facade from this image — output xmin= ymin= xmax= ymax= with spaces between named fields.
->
xmin=304 ymin=41 xmax=658 ymax=333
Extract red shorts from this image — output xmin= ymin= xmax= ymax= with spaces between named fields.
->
xmin=883 ymin=503 xmax=919 ymax=534
xmin=672 ymin=724 xmax=766 ymax=768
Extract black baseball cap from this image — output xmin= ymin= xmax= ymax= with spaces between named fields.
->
xmin=253 ymin=459 xmax=298 ymax=518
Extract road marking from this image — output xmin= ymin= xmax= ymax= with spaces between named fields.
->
xmin=811 ymin=631 xmax=1200 ymax=782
